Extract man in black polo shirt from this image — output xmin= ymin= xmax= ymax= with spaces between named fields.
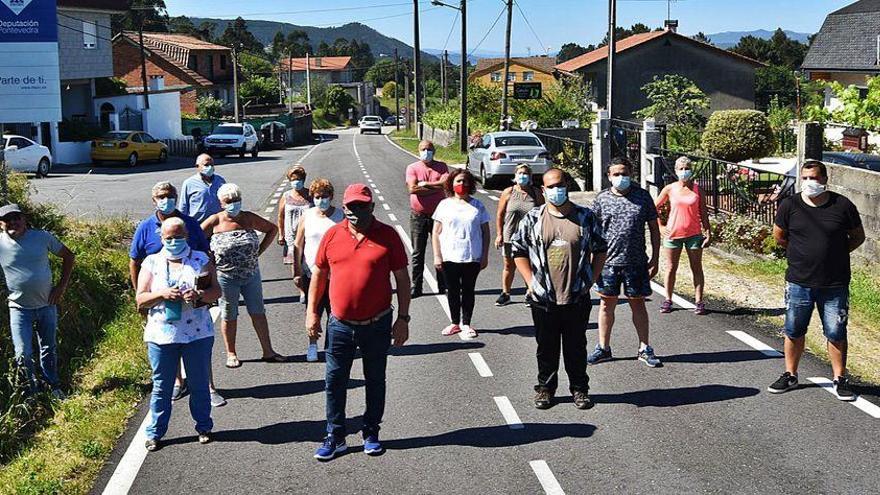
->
xmin=768 ymin=160 xmax=865 ymax=400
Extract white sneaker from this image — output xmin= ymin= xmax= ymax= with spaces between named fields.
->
xmin=307 ymin=343 xmax=319 ymax=362
xmin=460 ymin=325 xmax=478 ymax=339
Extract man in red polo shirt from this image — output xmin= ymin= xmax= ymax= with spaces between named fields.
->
xmin=307 ymin=183 xmax=411 ymax=461
xmin=406 ymin=140 xmax=449 ymax=298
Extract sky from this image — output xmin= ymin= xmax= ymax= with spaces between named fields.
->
xmin=164 ymin=0 xmax=852 ymax=55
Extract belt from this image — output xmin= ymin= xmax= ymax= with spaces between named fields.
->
xmin=337 ymin=307 xmax=393 ymax=326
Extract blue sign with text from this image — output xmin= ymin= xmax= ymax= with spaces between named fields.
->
xmin=0 ymin=0 xmax=58 ymax=43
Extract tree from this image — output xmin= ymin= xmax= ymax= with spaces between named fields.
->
xmin=731 ymin=29 xmax=808 ymax=69
xmin=112 ymin=0 xmax=168 ymax=34
xmin=322 ymin=85 xmax=356 ymax=119
xmin=636 ymin=74 xmax=710 ymax=128
xmin=826 ymin=76 xmax=880 ymax=131
xmin=365 ymin=59 xmax=399 ymax=87
xmin=692 ymin=32 xmax=712 ymax=45
xmin=237 ymin=52 xmax=274 ymax=79
xmin=599 ymin=24 xmax=661 ymax=47
xmin=316 ymin=38 xmax=375 ymax=81
xmin=197 ymin=21 xmax=217 ymax=42
xmin=240 ymin=76 xmax=277 ymax=106
xmin=168 ymin=16 xmax=197 ymax=36
xmin=272 ymin=30 xmax=311 ymax=61
xmin=218 ymin=17 xmax=264 ymax=55
xmin=382 ymin=81 xmax=398 ymax=99
xmin=557 ymin=42 xmax=591 ymax=64
xmin=755 ymin=65 xmax=798 ymax=111
xmin=196 ymin=96 xmax=224 ymax=120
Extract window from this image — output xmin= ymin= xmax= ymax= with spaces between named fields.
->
xmin=207 ymin=54 xmax=214 ymax=79
xmin=523 ymin=71 xmax=535 ymax=81
xmin=131 ymin=133 xmax=143 ymax=143
xmin=507 ymin=72 xmax=516 ymax=82
xmin=82 ymin=20 xmax=97 ymax=49
xmin=9 ymin=138 xmax=32 ymax=149
xmin=490 ymin=72 xmax=502 ymax=82
xmin=142 ymin=133 xmax=156 ymax=143
xmin=495 ymin=136 xmax=542 ymax=147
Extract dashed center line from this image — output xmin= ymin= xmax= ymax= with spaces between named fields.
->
xmin=264 ymin=207 xmax=274 ymax=213
xmin=468 ymin=353 xmax=493 ymax=377
xmin=530 ymin=460 xmax=565 ymax=495
xmin=269 ymin=199 xmax=279 ymax=205
xmin=378 ymin=195 xmax=385 ymax=201
xmin=478 ymin=189 xmax=489 ymax=194
xmin=493 ymin=396 xmax=524 ymax=429
xmin=382 ymin=204 xmax=391 ymax=210
xmin=273 ymin=192 xmax=282 ymax=198
xmin=808 ymin=377 xmax=880 ymax=418
xmin=488 ymin=195 xmax=500 ymax=201
xmin=388 ymin=213 xmax=398 ymax=222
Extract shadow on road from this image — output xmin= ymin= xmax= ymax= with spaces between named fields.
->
xmin=661 ymin=350 xmax=780 ymax=364
xmin=589 ymin=384 xmax=759 ymax=407
xmin=707 ymin=306 xmax=786 ymax=317
xmin=389 ymin=341 xmax=485 ymax=357
xmin=220 ymin=378 xmax=364 ymax=400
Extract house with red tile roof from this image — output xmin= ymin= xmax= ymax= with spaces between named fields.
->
xmin=278 ymin=56 xmax=355 ymax=88
xmin=556 ymin=27 xmax=764 ymax=120
xmin=112 ymin=32 xmax=235 ymax=114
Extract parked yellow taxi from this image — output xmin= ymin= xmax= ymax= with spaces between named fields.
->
xmin=91 ymin=131 xmax=168 ymax=167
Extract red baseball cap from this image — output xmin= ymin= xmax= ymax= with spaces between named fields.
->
xmin=343 ymin=183 xmax=373 ymax=206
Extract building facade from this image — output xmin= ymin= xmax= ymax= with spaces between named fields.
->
xmin=468 ymin=56 xmax=558 ymax=91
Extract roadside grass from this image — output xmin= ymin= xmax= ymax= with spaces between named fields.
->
xmin=0 ymin=173 xmax=148 ymax=494
xmin=312 ymin=108 xmax=338 ymax=129
xmin=390 ymin=128 xmax=468 ymax=165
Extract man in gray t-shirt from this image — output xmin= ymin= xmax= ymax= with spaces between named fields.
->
xmin=589 ymin=157 xmax=662 ymax=368
xmin=0 ymin=204 xmax=75 ymax=396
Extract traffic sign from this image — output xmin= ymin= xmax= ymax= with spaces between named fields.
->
xmin=514 ymin=82 xmax=542 ymax=100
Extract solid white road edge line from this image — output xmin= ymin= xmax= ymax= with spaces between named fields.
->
xmin=529 ymin=460 xmax=566 ymax=495
xmin=488 ymin=195 xmax=500 ymax=201
xmin=468 ymin=353 xmax=494 ymax=377
xmin=807 ymin=377 xmax=880 ymax=418
xmin=102 ymin=307 xmax=223 ymax=494
xmin=725 ymin=331 xmax=783 ymax=357
xmin=393 ymin=224 xmax=452 ymax=321
xmin=493 ymin=396 xmax=524 ymax=429
xmin=649 ymin=281 xmax=696 ymax=309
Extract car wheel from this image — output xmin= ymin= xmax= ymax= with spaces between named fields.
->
xmin=239 ymin=145 xmax=246 ymax=158
xmin=251 ymin=144 xmax=259 ymax=158
xmin=480 ymin=165 xmax=487 ymax=185
xmin=37 ymin=158 xmax=50 ymax=178
xmin=158 ymin=150 xmax=168 ymax=163
xmin=128 ymin=152 xmax=138 ymax=168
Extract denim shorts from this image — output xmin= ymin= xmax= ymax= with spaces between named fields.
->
xmin=664 ymin=234 xmax=704 ymax=250
xmin=217 ymin=269 xmax=266 ymax=321
xmin=784 ymin=282 xmax=849 ymax=342
xmin=596 ymin=264 xmax=653 ymax=298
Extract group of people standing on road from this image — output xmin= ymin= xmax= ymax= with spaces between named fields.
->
xmin=0 ymin=139 xmax=863 ymax=460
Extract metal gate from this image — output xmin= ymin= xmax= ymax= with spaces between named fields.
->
xmin=609 ymin=119 xmax=643 ymax=182
xmin=119 ymin=107 xmax=143 ymax=131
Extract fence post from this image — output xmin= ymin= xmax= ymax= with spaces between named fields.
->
xmin=640 ymin=118 xmax=661 ymax=190
xmin=711 ymin=160 xmax=720 ymax=215
xmin=592 ymin=110 xmax=610 ymax=192
xmin=796 ymin=121 xmax=824 ymax=190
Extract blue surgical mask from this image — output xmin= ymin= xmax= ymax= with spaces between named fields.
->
xmin=163 ymin=238 xmax=188 ymax=258
xmin=156 ymin=197 xmax=176 ymax=215
xmin=201 ymin=165 xmax=215 ymax=177
xmin=225 ymin=201 xmax=242 ymax=217
xmin=611 ymin=175 xmax=631 ymax=191
xmin=316 ymin=197 xmax=331 ymax=211
xmin=420 ymin=149 xmax=434 ymax=162
xmin=677 ymin=169 xmax=693 ymax=181
xmin=545 ymin=186 xmax=568 ymax=206
xmin=292 ymin=179 xmax=305 ymax=190
xmin=515 ymin=174 xmax=530 ymax=186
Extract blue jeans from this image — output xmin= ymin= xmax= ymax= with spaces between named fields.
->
xmin=217 ymin=269 xmax=266 ymax=321
xmin=146 ymin=336 xmax=214 ymax=440
xmin=325 ymin=312 xmax=392 ymax=438
xmin=9 ymin=305 xmax=59 ymax=391
xmin=784 ymin=282 xmax=849 ymax=342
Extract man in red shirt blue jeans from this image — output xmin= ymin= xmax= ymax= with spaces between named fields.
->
xmin=307 ymin=184 xmax=411 ymax=460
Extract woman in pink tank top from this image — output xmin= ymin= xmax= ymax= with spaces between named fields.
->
xmin=655 ymin=156 xmax=712 ymax=315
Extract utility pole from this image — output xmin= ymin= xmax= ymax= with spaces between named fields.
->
xmin=394 ymin=48 xmax=401 ymax=131
xmin=288 ymin=51 xmax=293 ymax=113
xmin=459 ymin=0 xmax=467 ymax=153
xmin=606 ymin=0 xmax=617 ymax=118
xmin=501 ymin=0 xmax=513 ymax=130
xmin=404 ymin=70 xmax=411 ymax=130
xmin=413 ymin=0 xmax=423 ymax=138
xmin=232 ymin=44 xmax=240 ymax=122
xmin=442 ymin=50 xmax=449 ymax=104
xmin=133 ymin=7 xmax=151 ymax=110
xmin=306 ymin=52 xmax=312 ymax=106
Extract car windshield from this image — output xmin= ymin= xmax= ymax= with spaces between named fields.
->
xmin=102 ymin=132 xmax=130 ymax=140
xmin=364 ymin=117 xmax=381 ymax=122
xmin=213 ymin=125 xmax=243 ymax=135
xmin=494 ymin=136 xmax=542 ymax=147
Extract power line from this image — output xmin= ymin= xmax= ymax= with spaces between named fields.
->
xmin=514 ymin=0 xmax=548 ymax=55
xmin=441 ymin=10 xmax=460 ymax=52
xmin=468 ymin=4 xmax=507 ymax=58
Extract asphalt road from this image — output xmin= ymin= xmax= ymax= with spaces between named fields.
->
xmin=72 ymin=128 xmax=880 ymax=494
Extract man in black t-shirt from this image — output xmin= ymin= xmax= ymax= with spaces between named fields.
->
xmin=768 ymin=160 xmax=865 ymax=401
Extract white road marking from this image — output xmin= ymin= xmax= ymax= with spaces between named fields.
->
xmin=493 ymin=396 xmax=524 ymax=429
xmin=382 ymin=204 xmax=391 ymax=210
xmin=373 ymin=188 xmax=381 ymax=194
xmin=365 ymin=174 xmax=371 ymax=179
xmin=388 ymin=213 xmax=398 ymax=222
xmin=649 ymin=281 xmax=696 ymax=309
xmin=276 ymin=187 xmax=285 ymax=192
xmin=529 ymin=460 xmax=566 ymax=495
xmin=378 ymin=195 xmax=385 ymax=201
xmin=726 ymin=331 xmax=782 ymax=357
xmin=273 ymin=192 xmax=282 ymax=198
xmin=468 ymin=353 xmax=493 ymax=377
xmin=269 ymin=199 xmax=279 ymax=205
xmin=264 ymin=207 xmax=275 ymax=213
xmin=807 ymin=377 xmax=880 ymax=418
xmin=102 ymin=307 xmax=223 ymax=494
xmin=478 ymin=189 xmax=489 ymax=194
xmin=488 ymin=195 xmax=500 ymax=201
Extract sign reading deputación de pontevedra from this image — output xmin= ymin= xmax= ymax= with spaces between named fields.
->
xmin=0 ymin=0 xmax=61 ymax=123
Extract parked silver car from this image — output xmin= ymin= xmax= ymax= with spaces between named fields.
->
xmin=359 ymin=116 xmax=383 ymax=134
xmin=467 ymin=131 xmax=552 ymax=187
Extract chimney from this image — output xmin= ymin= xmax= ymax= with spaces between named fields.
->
xmin=664 ymin=19 xmax=679 ymax=33
xmin=149 ymin=75 xmax=164 ymax=91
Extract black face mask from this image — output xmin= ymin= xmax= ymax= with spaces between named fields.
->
xmin=345 ymin=204 xmax=373 ymax=228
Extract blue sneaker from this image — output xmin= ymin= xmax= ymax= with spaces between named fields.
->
xmin=587 ymin=344 xmax=612 ymax=365
xmin=314 ymin=434 xmax=347 ymax=461
xmin=363 ymin=432 xmax=384 ymax=456
xmin=306 ymin=343 xmax=319 ymax=362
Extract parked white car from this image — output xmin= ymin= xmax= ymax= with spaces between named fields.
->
xmin=204 ymin=123 xmax=260 ymax=158
xmin=2 ymin=135 xmax=52 ymax=177
xmin=467 ymin=131 xmax=552 ymax=187
xmin=359 ymin=116 xmax=383 ymax=134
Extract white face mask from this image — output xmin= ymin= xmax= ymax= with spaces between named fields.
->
xmin=419 ymin=149 xmax=434 ymax=162
xmin=802 ymin=179 xmax=827 ymax=198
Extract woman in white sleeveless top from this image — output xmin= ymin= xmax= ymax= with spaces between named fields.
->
xmin=293 ymin=178 xmax=344 ymax=362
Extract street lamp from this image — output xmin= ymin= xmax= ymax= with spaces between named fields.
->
xmin=431 ymin=0 xmax=468 ymax=153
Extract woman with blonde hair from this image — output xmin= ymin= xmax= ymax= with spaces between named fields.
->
xmin=277 ymin=166 xmax=313 ymax=303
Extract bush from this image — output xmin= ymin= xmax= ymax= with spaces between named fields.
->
xmin=424 ymin=103 xmax=459 ymax=131
xmin=382 ymin=81 xmax=397 ymax=99
xmin=710 ymin=214 xmax=785 ymax=258
xmin=196 ymin=96 xmax=224 ymax=120
xmin=701 ymin=110 xmax=776 ymax=163
xmin=321 ymin=85 xmax=355 ymax=120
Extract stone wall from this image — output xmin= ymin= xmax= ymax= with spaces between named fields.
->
xmin=422 ymin=124 xmax=456 ymax=148
xmin=827 ymin=163 xmax=880 ymax=263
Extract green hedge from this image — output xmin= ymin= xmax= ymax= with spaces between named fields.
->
xmin=701 ymin=110 xmax=776 ymax=163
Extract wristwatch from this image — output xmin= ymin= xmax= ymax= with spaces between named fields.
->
xmin=398 ymin=314 xmax=411 ymax=323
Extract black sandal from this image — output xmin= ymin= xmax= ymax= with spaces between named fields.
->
xmin=260 ymin=353 xmax=286 ymax=363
